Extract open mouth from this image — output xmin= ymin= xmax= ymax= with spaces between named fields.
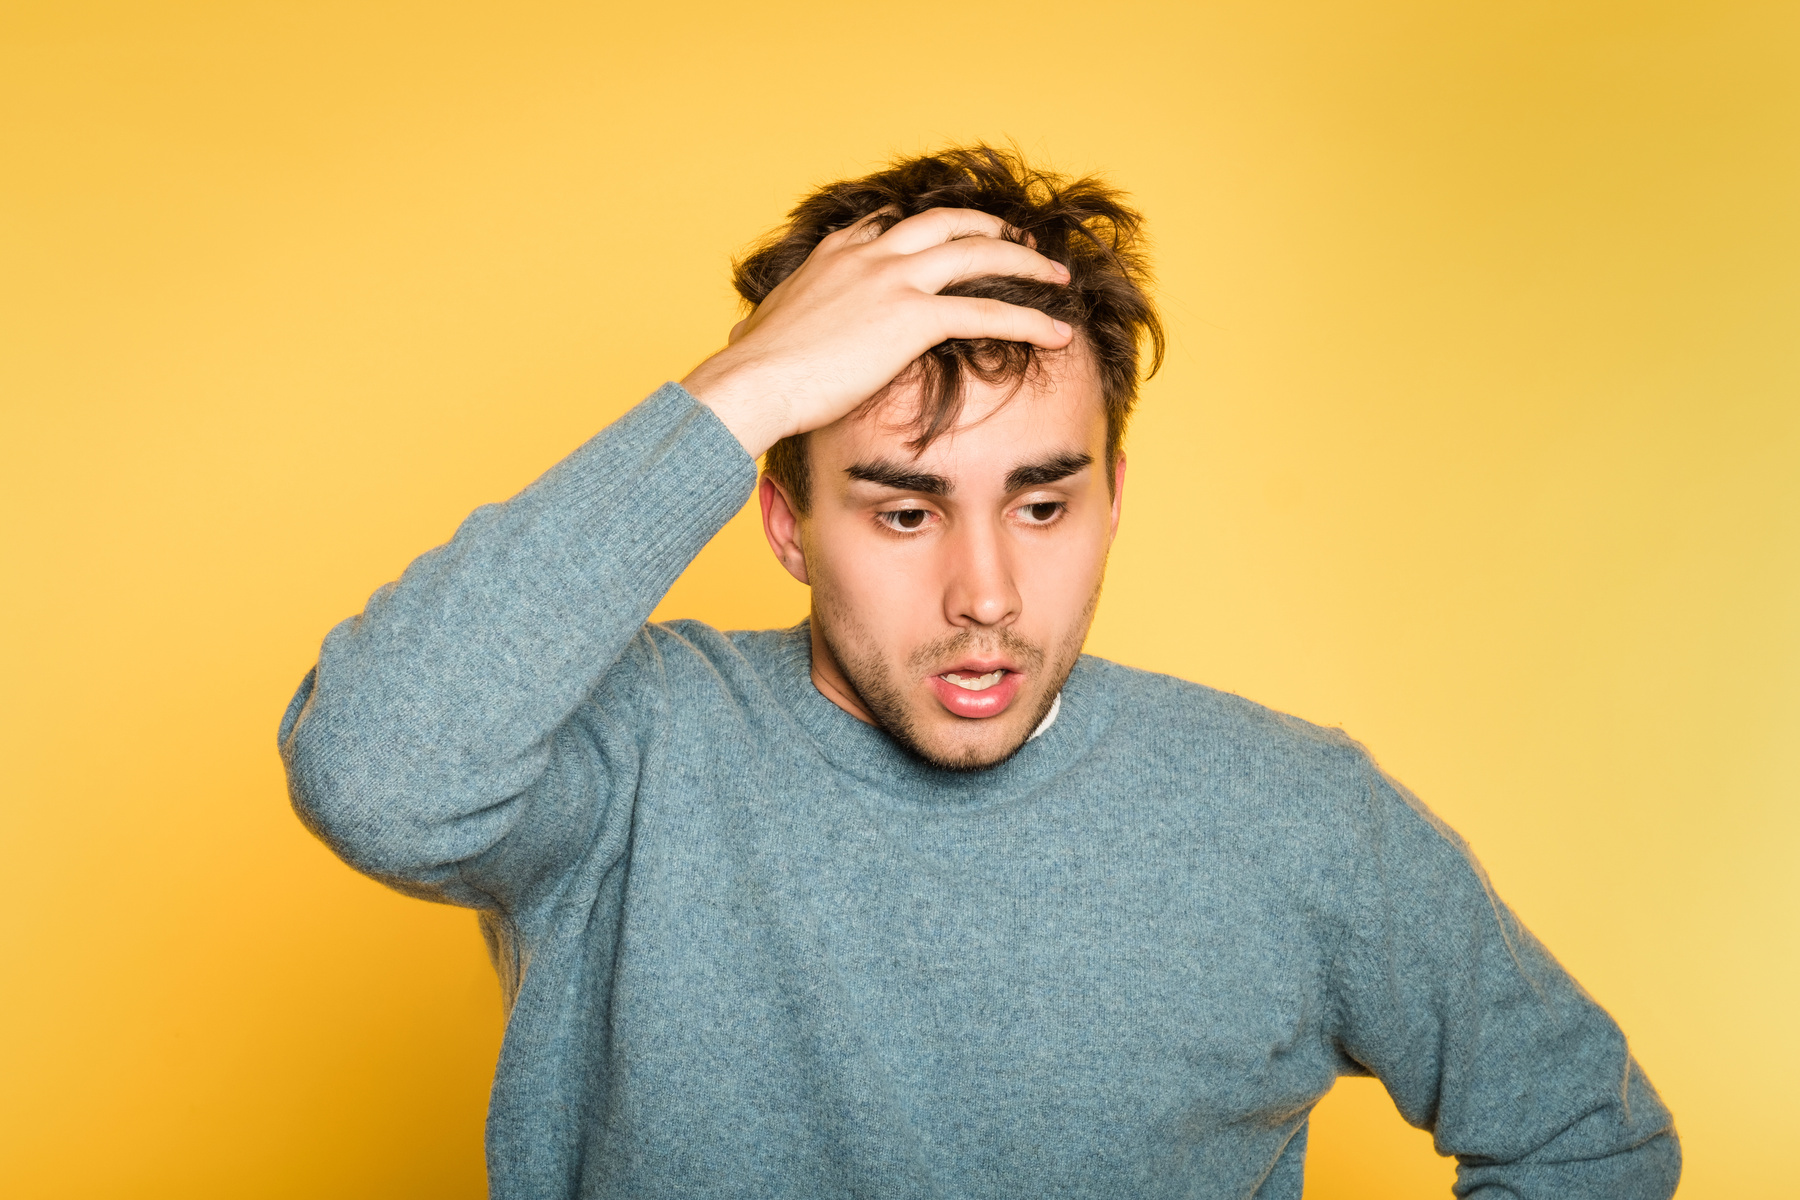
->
xmin=928 ymin=665 xmax=1025 ymax=718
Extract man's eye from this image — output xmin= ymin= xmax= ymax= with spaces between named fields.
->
xmin=882 ymin=508 xmax=930 ymax=531
xmin=1020 ymin=502 xmax=1063 ymax=524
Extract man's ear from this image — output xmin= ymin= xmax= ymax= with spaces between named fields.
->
xmin=1109 ymin=454 xmax=1127 ymax=541
xmin=759 ymin=475 xmax=810 ymax=585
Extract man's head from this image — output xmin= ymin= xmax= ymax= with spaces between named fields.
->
xmin=743 ymin=146 xmax=1162 ymax=770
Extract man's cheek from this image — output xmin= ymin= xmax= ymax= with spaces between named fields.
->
xmin=848 ymin=575 xmax=928 ymax=659
xmin=869 ymin=561 xmax=939 ymax=620
xmin=1023 ymin=559 xmax=1088 ymax=614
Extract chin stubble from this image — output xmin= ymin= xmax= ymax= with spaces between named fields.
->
xmin=813 ymin=581 xmax=1100 ymax=773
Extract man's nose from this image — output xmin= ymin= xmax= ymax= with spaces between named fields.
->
xmin=942 ymin=518 xmax=1021 ymax=629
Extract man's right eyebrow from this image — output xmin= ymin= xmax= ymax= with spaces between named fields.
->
xmin=843 ymin=460 xmax=952 ymax=496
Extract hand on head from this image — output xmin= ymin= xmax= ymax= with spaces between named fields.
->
xmin=681 ymin=207 xmax=1074 ymax=458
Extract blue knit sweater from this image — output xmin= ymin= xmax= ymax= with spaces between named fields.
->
xmin=280 ymin=383 xmax=1678 ymax=1199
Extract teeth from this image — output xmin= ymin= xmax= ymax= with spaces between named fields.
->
xmin=943 ymin=670 xmax=1006 ymax=692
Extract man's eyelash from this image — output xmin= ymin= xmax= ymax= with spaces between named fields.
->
xmin=878 ymin=508 xmax=933 ymax=532
xmin=875 ymin=502 xmax=1065 ymax=531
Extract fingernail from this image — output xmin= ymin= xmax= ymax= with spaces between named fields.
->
xmin=1055 ymin=262 xmax=1071 ymax=279
xmin=1053 ymin=320 xmax=1072 ymax=337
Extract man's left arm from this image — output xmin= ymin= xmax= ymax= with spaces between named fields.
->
xmin=1332 ymin=764 xmax=1680 ymax=1198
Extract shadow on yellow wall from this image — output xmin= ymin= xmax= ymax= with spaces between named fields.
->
xmin=3 ymin=2 xmax=1795 ymax=1195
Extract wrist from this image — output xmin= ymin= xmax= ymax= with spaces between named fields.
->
xmin=681 ymin=351 xmax=792 ymax=459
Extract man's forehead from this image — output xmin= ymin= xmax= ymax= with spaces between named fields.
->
xmin=820 ymin=362 xmax=1105 ymax=480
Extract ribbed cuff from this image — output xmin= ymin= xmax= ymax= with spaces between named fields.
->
xmin=525 ymin=382 xmax=760 ymax=614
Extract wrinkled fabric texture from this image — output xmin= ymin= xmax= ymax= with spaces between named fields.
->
xmin=280 ymin=383 xmax=1679 ymax=1200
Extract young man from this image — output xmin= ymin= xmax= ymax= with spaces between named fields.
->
xmin=280 ymin=147 xmax=1678 ymax=1198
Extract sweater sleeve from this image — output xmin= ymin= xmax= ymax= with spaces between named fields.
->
xmin=277 ymin=383 xmax=757 ymax=913
xmin=1334 ymin=764 xmax=1680 ymax=1198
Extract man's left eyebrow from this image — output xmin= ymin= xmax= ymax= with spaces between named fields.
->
xmin=1005 ymin=452 xmax=1094 ymax=493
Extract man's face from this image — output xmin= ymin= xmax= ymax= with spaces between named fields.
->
xmin=759 ymin=349 xmax=1123 ymax=770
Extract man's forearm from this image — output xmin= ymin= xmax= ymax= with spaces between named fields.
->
xmin=1339 ymin=766 xmax=1679 ymax=1199
xmin=279 ymin=383 xmax=756 ymax=890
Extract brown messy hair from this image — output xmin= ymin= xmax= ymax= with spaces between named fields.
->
xmin=735 ymin=144 xmax=1163 ymax=513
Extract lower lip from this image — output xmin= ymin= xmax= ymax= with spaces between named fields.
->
xmin=928 ymin=671 xmax=1025 ymax=719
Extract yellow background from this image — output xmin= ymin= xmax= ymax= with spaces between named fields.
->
xmin=3 ymin=2 xmax=1794 ymax=1195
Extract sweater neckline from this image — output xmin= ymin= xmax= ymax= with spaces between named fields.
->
xmin=757 ymin=621 xmax=1113 ymax=807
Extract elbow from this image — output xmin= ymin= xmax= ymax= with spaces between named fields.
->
xmin=283 ymin=725 xmax=429 ymax=881
xmin=1643 ymin=1128 xmax=1682 ymax=1200
xmin=278 ymin=673 xmax=443 ymax=882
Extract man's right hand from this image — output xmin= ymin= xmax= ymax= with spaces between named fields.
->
xmin=679 ymin=208 xmax=1074 ymax=459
